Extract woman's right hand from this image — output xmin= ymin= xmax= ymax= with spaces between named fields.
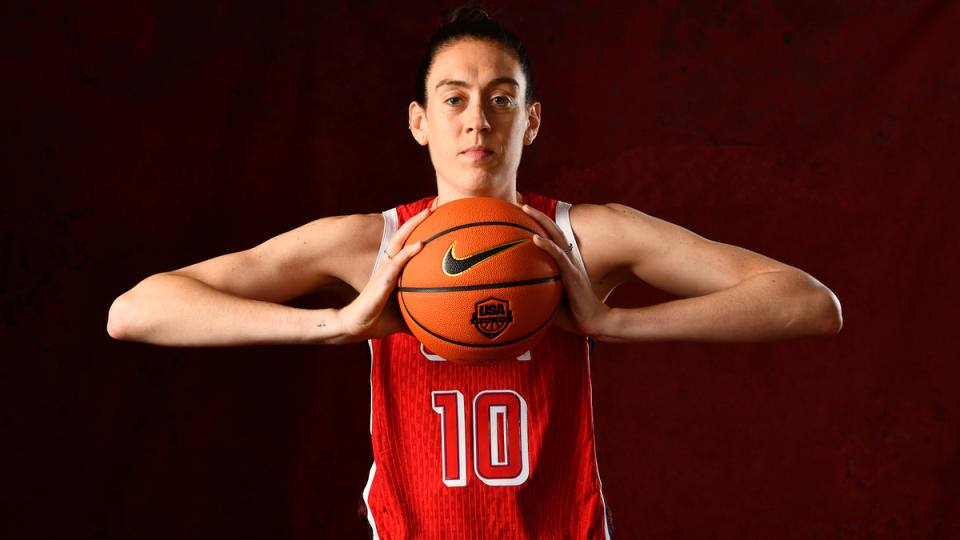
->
xmin=333 ymin=207 xmax=433 ymax=342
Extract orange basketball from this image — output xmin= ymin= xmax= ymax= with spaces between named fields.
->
xmin=398 ymin=197 xmax=563 ymax=365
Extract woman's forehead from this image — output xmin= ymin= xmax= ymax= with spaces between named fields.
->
xmin=428 ymin=39 xmax=525 ymax=89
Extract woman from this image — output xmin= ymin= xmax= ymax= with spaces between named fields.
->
xmin=108 ymin=7 xmax=841 ymax=539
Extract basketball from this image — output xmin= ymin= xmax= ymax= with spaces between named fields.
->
xmin=398 ymin=197 xmax=563 ymax=365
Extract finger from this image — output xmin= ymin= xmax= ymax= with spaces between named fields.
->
xmin=387 ymin=207 xmax=432 ymax=255
xmin=348 ymin=241 xmax=423 ymax=330
xmin=531 ymin=234 xmax=572 ymax=269
xmin=372 ymin=241 xmax=422 ymax=285
xmin=521 ymin=204 xmax=569 ymax=247
xmin=531 ymin=234 xmax=590 ymax=288
xmin=398 ymin=206 xmax=432 ymax=237
xmin=391 ymin=240 xmax=423 ymax=268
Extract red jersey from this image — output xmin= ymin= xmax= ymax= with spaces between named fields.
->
xmin=360 ymin=193 xmax=612 ymax=539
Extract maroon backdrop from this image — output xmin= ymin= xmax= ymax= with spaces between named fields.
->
xmin=5 ymin=1 xmax=959 ymax=538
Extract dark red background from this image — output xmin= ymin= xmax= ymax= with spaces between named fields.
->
xmin=5 ymin=1 xmax=959 ymax=538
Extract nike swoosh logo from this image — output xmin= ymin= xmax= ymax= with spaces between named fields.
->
xmin=442 ymin=239 xmax=528 ymax=276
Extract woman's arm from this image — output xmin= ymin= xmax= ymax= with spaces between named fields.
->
xmin=107 ymin=209 xmax=431 ymax=346
xmin=523 ymin=203 xmax=842 ymax=342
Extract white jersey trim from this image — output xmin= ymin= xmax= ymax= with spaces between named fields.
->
xmin=555 ymin=201 xmax=590 ymax=281
xmin=363 ymin=209 xmax=396 ymax=540
xmin=367 ymin=341 xmax=375 ymax=433
xmin=372 ymin=208 xmax=398 ymax=277
xmin=364 ymin=340 xmax=380 ymax=538
xmin=559 ymin=200 xmax=611 ymax=538
xmin=362 ymin=461 xmax=380 ymax=540
xmin=586 ymin=342 xmax=613 ymax=540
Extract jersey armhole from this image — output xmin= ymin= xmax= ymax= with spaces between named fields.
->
xmin=371 ymin=208 xmax=398 ymax=278
xmin=555 ymin=201 xmax=590 ymax=282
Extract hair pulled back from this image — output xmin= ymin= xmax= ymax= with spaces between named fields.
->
xmin=415 ymin=6 xmax=534 ymax=107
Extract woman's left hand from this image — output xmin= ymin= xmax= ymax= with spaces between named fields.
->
xmin=522 ymin=204 xmax=614 ymax=338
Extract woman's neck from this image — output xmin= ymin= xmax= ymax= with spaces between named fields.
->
xmin=434 ymin=177 xmax=520 ymax=207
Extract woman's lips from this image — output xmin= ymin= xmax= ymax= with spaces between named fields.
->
xmin=461 ymin=147 xmax=493 ymax=160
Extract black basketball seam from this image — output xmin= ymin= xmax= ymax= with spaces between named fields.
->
xmin=400 ymin=290 xmax=560 ymax=350
xmin=420 ymin=221 xmax=544 ymax=246
xmin=398 ymin=275 xmax=560 ymax=293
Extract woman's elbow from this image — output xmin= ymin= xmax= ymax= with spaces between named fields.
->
xmin=780 ymin=272 xmax=842 ymax=337
xmin=809 ymin=285 xmax=843 ymax=336
xmin=107 ymin=293 xmax=141 ymax=341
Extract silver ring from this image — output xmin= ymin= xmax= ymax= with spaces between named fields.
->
xmin=562 ymin=243 xmax=574 ymax=254
xmin=383 ymin=249 xmax=393 ymax=261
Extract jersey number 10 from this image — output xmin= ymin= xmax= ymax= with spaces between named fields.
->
xmin=431 ymin=390 xmax=530 ymax=487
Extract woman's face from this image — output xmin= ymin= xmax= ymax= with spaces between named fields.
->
xmin=410 ymin=39 xmax=540 ymax=203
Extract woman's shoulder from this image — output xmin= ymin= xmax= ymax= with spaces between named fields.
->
xmin=278 ymin=212 xmax=385 ymax=286
xmin=272 ymin=212 xmax=386 ymax=264
xmin=566 ymin=202 xmax=663 ymax=283
xmin=295 ymin=212 xmax=385 ymax=245
xmin=568 ymin=202 xmax=658 ymax=235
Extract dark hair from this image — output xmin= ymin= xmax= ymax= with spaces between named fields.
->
xmin=415 ymin=6 xmax=534 ymax=107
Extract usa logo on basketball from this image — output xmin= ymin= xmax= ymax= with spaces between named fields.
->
xmin=470 ymin=298 xmax=514 ymax=339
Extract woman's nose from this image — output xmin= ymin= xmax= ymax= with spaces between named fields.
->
xmin=465 ymin=102 xmax=490 ymax=133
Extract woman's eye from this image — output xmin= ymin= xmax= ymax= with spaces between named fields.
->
xmin=445 ymin=97 xmax=463 ymax=106
xmin=492 ymin=96 xmax=512 ymax=106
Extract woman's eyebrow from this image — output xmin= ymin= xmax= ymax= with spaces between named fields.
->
xmin=435 ymin=77 xmax=520 ymax=90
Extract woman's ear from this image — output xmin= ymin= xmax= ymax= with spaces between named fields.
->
xmin=524 ymin=101 xmax=541 ymax=145
xmin=408 ymin=101 xmax=429 ymax=146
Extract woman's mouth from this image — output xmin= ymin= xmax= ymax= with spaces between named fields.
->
xmin=461 ymin=146 xmax=494 ymax=160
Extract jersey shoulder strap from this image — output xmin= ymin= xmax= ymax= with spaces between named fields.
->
xmin=371 ymin=196 xmax=434 ymax=278
xmin=554 ymin=200 xmax=590 ymax=281
xmin=371 ymin=207 xmax=398 ymax=279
